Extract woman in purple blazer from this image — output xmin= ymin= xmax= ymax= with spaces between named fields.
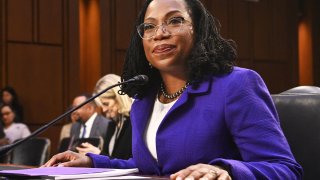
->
xmin=44 ymin=0 xmax=303 ymax=179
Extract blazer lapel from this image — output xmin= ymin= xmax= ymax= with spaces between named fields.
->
xmin=90 ymin=116 xmax=98 ymax=137
xmin=163 ymin=78 xmax=212 ymax=122
xmin=133 ymin=91 xmax=157 ymax=137
xmin=132 ymin=89 xmax=162 ymax=173
xmin=73 ymin=122 xmax=81 ymax=138
xmin=132 ymin=79 xmax=212 ymax=175
xmin=104 ymin=121 xmax=116 ymax=155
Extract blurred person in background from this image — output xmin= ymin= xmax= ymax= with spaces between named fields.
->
xmin=70 ymin=94 xmax=111 ymax=140
xmin=76 ymin=74 xmax=133 ymax=160
xmin=0 ymin=86 xmax=23 ymax=122
xmin=0 ymin=86 xmax=24 ymax=122
xmin=0 ymin=86 xmax=24 ymax=123
xmin=0 ymin=104 xmax=30 ymax=143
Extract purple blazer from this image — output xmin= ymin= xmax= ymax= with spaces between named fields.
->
xmin=87 ymin=67 xmax=303 ymax=179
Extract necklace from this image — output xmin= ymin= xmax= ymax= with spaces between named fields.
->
xmin=160 ymin=82 xmax=189 ymax=99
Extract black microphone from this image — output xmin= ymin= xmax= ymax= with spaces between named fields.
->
xmin=124 ymin=75 xmax=149 ymax=85
xmin=0 ymin=75 xmax=148 ymax=156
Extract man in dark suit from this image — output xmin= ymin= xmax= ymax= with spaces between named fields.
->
xmin=70 ymin=94 xmax=111 ymax=141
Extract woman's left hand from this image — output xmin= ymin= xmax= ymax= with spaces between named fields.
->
xmin=76 ymin=142 xmax=101 ymax=155
xmin=170 ymin=163 xmax=231 ymax=180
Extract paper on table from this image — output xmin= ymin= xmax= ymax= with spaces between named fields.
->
xmin=0 ymin=167 xmax=139 ymax=179
xmin=96 ymin=175 xmax=155 ymax=179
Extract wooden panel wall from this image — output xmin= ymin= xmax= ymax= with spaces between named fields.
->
xmin=206 ymin=0 xmax=299 ymax=93
xmin=100 ymin=0 xmax=141 ymax=76
xmin=315 ymin=1 xmax=320 ymax=86
xmin=0 ymin=0 xmax=81 ymax=155
xmin=79 ymin=0 xmax=101 ymax=92
xmin=0 ymin=0 xmax=4 ymax=83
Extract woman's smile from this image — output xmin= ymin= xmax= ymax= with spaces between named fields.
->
xmin=153 ymin=44 xmax=176 ymax=55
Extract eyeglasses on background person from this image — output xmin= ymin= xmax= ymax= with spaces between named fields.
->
xmin=137 ymin=17 xmax=192 ymax=39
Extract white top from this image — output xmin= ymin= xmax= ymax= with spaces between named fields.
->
xmin=4 ymin=123 xmax=31 ymax=143
xmin=79 ymin=112 xmax=97 ymax=138
xmin=144 ymin=97 xmax=177 ymax=160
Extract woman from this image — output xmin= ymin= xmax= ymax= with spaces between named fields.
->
xmin=0 ymin=86 xmax=24 ymax=122
xmin=43 ymin=0 xmax=303 ymax=179
xmin=76 ymin=74 xmax=133 ymax=160
xmin=0 ymin=104 xmax=30 ymax=143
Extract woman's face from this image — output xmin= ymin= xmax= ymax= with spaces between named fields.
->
xmin=99 ymin=97 xmax=120 ymax=120
xmin=2 ymin=91 xmax=13 ymax=104
xmin=1 ymin=106 xmax=15 ymax=126
xmin=142 ymin=0 xmax=194 ymax=74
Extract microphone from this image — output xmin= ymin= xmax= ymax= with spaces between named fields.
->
xmin=0 ymin=75 xmax=148 ymax=156
xmin=124 ymin=75 xmax=149 ymax=85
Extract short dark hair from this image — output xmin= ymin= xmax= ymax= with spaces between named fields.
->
xmin=120 ymin=0 xmax=237 ymax=98
xmin=76 ymin=93 xmax=96 ymax=107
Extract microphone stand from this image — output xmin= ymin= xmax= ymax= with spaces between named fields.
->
xmin=0 ymin=76 xmax=146 ymax=156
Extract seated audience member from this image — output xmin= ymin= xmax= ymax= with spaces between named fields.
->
xmin=43 ymin=0 xmax=302 ymax=179
xmin=76 ymin=74 xmax=133 ymax=159
xmin=0 ymin=86 xmax=24 ymax=122
xmin=70 ymin=94 xmax=111 ymax=142
xmin=0 ymin=104 xmax=30 ymax=143
xmin=59 ymin=111 xmax=80 ymax=142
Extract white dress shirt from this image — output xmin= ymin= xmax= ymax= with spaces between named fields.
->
xmin=79 ymin=112 xmax=97 ymax=138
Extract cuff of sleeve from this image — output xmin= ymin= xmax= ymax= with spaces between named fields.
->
xmin=86 ymin=153 xmax=111 ymax=168
xmin=210 ymin=158 xmax=254 ymax=179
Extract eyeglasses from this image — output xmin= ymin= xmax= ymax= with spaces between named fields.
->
xmin=1 ymin=111 xmax=12 ymax=116
xmin=137 ymin=17 xmax=191 ymax=39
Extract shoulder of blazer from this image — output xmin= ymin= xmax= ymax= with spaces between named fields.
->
xmin=93 ymin=115 xmax=110 ymax=129
xmin=71 ymin=121 xmax=81 ymax=130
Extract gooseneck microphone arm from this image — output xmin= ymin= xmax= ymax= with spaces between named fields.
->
xmin=0 ymin=75 xmax=148 ymax=156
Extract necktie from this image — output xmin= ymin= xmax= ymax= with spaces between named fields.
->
xmin=81 ymin=124 xmax=86 ymax=138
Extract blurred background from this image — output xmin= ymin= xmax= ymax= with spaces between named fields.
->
xmin=0 ymin=0 xmax=319 ymax=155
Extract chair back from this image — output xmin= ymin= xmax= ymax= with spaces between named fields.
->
xmin=272 ymin=86 xmax=320 ymax=180
xmin=10 ymin=137 xmax=51 ymax=166
xmin=281 ymin=85 xmax=320 ymax=94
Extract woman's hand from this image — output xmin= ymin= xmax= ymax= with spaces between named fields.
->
xmin=41 ymin=150 xmax=93 ymax=168
xmin=76 ymin=142 xmax=101 ymax=155
xmin=170 ymin=163 xmax=231 ymax=180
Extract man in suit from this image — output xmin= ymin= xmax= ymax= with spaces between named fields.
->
xmin=70 ymin=94 xmax=111 ymax=141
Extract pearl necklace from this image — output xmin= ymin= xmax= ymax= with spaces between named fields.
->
xmin=160 ymin=82 xmax=189 ymax=99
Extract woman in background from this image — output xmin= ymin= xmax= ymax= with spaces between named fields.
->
xmin=0 ymin=86 xmax=24 ymax=122
xmin=0 ymin=104 xmax=30 ymax=143
xmin=76 ymin=74 xmax=133 ymax=160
